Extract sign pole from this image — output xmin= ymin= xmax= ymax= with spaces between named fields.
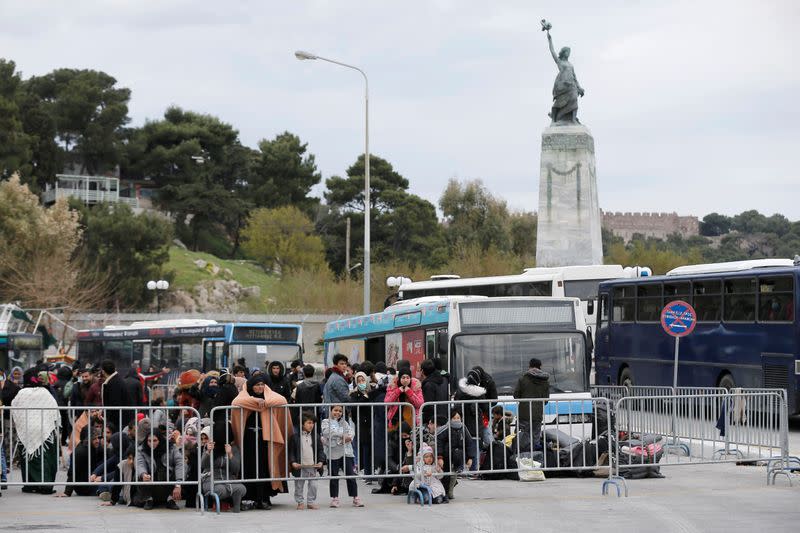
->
xmin=672 ymin=335 xmax=680 ymax=391
xmin=661 ymin=299 xmax=696 ymax=457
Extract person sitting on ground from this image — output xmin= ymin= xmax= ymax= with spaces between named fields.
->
xmin=491 ymin=405 xmax=515 ymax=442
xmin=409 ymin=444 xmax=448 ymax=504
xmin=437 ymin=408 xmax=477 ymax=500
xmin=57 ymin=427 xmax=103 ymax=497
xmin=135 ymin=428 xmax=185 ymax=510
xmin=390 ymin=436 xmax=416 ymax=496
xmin=200 ymin=426 xmax=247 ymax=513
xmin=289 ymin=412 xmax=326 ymax=510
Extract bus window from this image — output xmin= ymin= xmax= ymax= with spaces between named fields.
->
xmin=664 ymin=281 xmax=691 ymax=303
xmin=612 ymin=286 xmax=635 ymax=322
xmin=426 ymin=330 xmax=436 ymax=358
xmin=636 ymin=283 xmax=662 ymax=322
xmin=693 ymin=279 xmax=722 ymax=322
xmin=564 ymin=280 xmax=601 ymax=301
xmin=724 ymin=278 xmax=757 ymax=322
xmin=759 ymin=276 xmax=794 ymax=322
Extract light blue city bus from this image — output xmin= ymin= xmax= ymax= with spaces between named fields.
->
xmin=595 ymin=258 xmax=800 ymax=414
xmin=76 ymin=319 xmax=303 ymax=374
xmin=324 ymin=296 xmax=595 ymax=430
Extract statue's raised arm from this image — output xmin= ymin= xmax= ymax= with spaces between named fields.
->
xmin=541 ymin=19 xmax=583 ymax=125
xmin=547 ymin=31 xmax=558 ymax=64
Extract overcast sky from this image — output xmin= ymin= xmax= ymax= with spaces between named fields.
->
xmin=2 ymin=0 xmax=798 ymax=220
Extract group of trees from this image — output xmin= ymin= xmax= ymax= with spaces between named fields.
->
xmin=2 ymin=56 xmax=799 ymax=313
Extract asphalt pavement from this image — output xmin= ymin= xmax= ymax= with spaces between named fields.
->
xmin=2 ymin=461 xmax=798 ymax=533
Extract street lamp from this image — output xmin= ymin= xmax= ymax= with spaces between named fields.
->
xmin=295 ymin=49 xmax=371 ymax=314
xmin=146 ymin=279 xmax=169 ymax=314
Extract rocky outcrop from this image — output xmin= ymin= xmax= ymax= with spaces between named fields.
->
xmin=162 ymin=279 xmax=262 ymax=313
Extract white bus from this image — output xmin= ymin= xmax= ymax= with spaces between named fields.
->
xmin=395 ymin=264 xmax=651 ymax=334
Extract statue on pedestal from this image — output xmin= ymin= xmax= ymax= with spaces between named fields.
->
xmin=542 ymin=19 xmax=584 ymax=125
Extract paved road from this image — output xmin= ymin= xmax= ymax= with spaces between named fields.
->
xmin=2 ymin=463 xmax=797 ymax=532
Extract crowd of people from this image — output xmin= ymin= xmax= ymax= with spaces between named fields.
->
xmin=0 ymin=354 xmax=551 ymax=512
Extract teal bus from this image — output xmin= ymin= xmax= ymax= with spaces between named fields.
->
xmin=324 ymin=296 xmax=595 ymax=430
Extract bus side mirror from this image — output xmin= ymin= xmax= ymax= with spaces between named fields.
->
xmin=587 ymin=299 xmax=595 ymax=315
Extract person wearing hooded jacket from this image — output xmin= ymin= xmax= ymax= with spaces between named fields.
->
xmin=420 ymin=359 xmax=449 ymax=424
xmin=135 ymin=428 xmax=185 ymax=510
xmin=453 ymin=366 xmax=498 ymax=451
xmin=513 ymin=357 xmax=550 ymax=451
xmin=267 ymin=361 xmax=292 ymax=403
xmin=123 ymin=367 xmax=144 ymax=407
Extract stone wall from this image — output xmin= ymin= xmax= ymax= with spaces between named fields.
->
xmin=602 ymin=210 xmax=699 ymax=242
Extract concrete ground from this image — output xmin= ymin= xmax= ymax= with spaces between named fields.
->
xmin=1 ymin=463 xmax=798 ymax=533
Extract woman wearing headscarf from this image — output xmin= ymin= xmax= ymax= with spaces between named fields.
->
xmin=230 ymin=375 xmax=293 ymax=510
xmin=211 ymin=374 xmax=239 ymax=446
xmin=11 ymin=368 xmax=60 ymax=493
xmin=198 ymin=375 xmax=220 ymax=418
xmin=135 ymin=428 xmax=184 ymax=510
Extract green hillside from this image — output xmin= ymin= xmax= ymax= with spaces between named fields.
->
xmin=165 ymin=246 xmax=277 ymax=312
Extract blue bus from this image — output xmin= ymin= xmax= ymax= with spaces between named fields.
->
xmin=594 ymin=259 xmax=800 ymax=413
xmin=77 ymin=319 xmax=303 ymax=374
xmin=324 ymin=296 xmax=593 ymax=407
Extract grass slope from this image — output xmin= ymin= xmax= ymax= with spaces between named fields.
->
xmin=165 ymin=246 xmax=277 ymax=312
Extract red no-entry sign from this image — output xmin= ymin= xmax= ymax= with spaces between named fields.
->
xmin=661 ymin=300 xmax=696 ymax=338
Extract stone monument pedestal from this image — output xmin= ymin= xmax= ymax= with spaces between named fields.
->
xmin=535 ymin=124 xmax=603 ymax=267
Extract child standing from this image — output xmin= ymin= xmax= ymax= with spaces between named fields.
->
xmin=321 ymin=405 xmax=364 ymax=508
xmin=409 ymin=444 xmax=447 ymax=504
xmin=289 ymin=413 xmax=326 ymax=510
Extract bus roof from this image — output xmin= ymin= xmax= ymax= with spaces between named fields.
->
xmin=324 ymin=296 xmax=585 ymax=341
xmin=104 ymin=319 xmax=219 ymax=330
xmin=666 ymin=259 xmax=796 ymax=276
xmin=398 ymin=264 xmax=631 ymax=293
xmin=521 ymin=264 xmax=626 ymax=280
xmin=599 ymin=263 xmax=800 ymax=289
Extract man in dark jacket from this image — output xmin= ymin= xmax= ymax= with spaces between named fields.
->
xmin=513 ymin=357 xmax=550 ymax=451
xmin=266 ymin=361 xmax=292 ymax=403
xmin=101 ymin=360 xmax=135 ymax=428
xmin=124 ymin=368 xmax=144 ymax=407
xmin=293 ymin=365 xmax=323 ymax=427
xmin=420 ymin=359 xmax=449 ymax=424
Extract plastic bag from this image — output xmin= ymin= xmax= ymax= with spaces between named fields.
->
xmin=516 ymin=453 xmax=546 ymax=482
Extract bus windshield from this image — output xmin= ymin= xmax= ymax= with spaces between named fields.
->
xmin=452 ymin=332 xmax=587 ymax=396
xmin=229 ymin=343 xmax=302 ymax=369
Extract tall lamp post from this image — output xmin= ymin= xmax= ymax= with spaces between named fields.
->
xmin=146 ymin=279 xmax=170 ymax=314
xmin=295 ymin=50 xmax=371 ymax=314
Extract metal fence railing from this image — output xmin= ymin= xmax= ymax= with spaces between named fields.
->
xmin=1 ymin=405 xmax=205 ymax=512
xmin=2 ymin=386 xmax=793 ymax=511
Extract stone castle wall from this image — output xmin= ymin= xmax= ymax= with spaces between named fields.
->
xmin=601 ymin=210 xmax=699 ymax=242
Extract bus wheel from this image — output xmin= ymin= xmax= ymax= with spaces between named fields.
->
xmin=619 ymin=367 xmax=634 ymax=389
xmin=718 ymin=373 xmax=735 ymax=391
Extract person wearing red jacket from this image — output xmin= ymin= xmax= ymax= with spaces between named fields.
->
xmin=384 ymin=368 xmax=424 ymax=430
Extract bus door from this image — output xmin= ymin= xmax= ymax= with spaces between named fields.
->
xmin=202 ymin=339 xmax=225 ymax=371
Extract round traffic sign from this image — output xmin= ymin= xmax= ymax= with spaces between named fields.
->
xmin=661 ymin=300 xmax=696 ymax=337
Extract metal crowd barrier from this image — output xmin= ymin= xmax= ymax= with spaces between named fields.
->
xmin=415 ymin=397 xmax=623 ymax=496
xmin=612 ymin=390 xmax=791 ymax=495
xmin=1 ymin=405 xmax=205 ymax=513
xmin=205 ymin=401 xmax=416 ymax=513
